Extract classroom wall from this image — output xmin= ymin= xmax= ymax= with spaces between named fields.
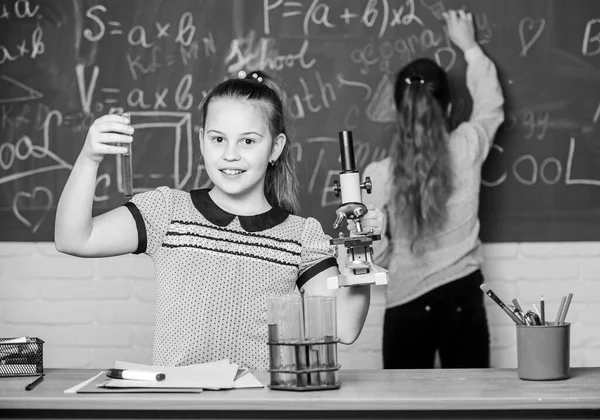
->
xmin=0 ymin=241 xmax=598 ymax=369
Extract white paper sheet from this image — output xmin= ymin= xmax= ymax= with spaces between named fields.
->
xmin=102 ymin=360 xmax=238 ymax=389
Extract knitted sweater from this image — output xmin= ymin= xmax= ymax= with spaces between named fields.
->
xmin=364 ymin=46 xmax=505 ymax=309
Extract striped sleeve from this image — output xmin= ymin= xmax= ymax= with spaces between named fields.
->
xmin=126 ymin=187 xmax=173 ymax=257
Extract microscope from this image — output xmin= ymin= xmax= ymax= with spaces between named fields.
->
xmin=327 ymin=131 xmax=390 ymax=289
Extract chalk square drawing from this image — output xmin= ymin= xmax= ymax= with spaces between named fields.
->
xmin=116 ymin=111 xmax=193 ymax=194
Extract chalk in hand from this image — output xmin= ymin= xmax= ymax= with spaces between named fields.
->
xmin=106 ymin=368 xmax=165 ymax=382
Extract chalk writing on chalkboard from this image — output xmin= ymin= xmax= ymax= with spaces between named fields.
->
xmin=1 ymin=0 xmax=600 ymax=243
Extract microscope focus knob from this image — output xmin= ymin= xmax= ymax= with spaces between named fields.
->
xmin=361 ymin=177 xmax=372 ymax=194
xmin=353 ymin=206 xmax=366 ymax=219
xmin=333 ymin=179 xmax=341 ymax=197
xmin=333 ymin=212 xmax=347 ymax=230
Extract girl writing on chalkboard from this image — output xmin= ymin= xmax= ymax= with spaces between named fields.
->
xmin=54 ymin=70 xmax=383 ymax=370
xmin=360 ymin=9 xmax=505 ymax=369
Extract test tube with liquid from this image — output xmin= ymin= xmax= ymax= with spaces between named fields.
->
xmin=304 ymin=295 xmax=322 ymax=386
xmin=292 ymin=295 xmax=307 ymax=387
xmin=267 ymin=296 xmax=282 ymax=386
xmin=321 ymin=296 xmax=338 ymax=385
xmin=121 ymin=112 xmax=133 ymax=199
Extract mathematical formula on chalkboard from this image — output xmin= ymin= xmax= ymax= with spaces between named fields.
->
xmin=1 ymin=0 xmax=600 ymax=242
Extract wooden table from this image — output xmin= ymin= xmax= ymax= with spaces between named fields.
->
xmin=1 ymin=368 xmax=599 ymax=419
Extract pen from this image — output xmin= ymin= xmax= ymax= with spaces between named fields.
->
xmin=25 ymin=374 xmax=44 ymax=391
xmin=540 ymin=295 xmax=545 ymax=325
xmin=105 ymin=369 xmax=165 ymax=382
xmin=480 ymin=284 xmax=524 ymax=325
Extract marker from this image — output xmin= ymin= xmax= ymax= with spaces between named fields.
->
xmin=480 ymin=284 xmax=524 ymax=325
xmin=540 ymin=295 xmax=545 ymax=325
xmin=25 ymin=374 xmax=44 ymax=391
xmin=106 ymin=369 xmax=165 ymax=382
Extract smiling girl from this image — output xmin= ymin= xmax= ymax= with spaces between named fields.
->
xmin=54 ymin=71 xmax=382 ymax=370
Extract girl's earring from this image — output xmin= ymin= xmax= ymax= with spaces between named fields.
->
xmin=269 ymin=159 xmax=276 ymax=166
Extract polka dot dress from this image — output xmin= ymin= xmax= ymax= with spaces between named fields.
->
xmin=126 ymin=187 xmax=336 ymax=370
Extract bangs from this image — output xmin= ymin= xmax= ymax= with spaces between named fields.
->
xmin=213 ymin=79 xmax=281 ymax=105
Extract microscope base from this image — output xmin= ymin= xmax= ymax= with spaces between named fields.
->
xmin=327 ymin=270 xmax=389 ymax=289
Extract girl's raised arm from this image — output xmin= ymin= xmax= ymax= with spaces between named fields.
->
xmin=445 ymin=10 xmax=505 ymax=159
xmin=55 ymin=114 xmax=138 ymax=257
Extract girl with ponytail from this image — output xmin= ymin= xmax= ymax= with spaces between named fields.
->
xmin=363 ymin=9 xmax=505 ymax=369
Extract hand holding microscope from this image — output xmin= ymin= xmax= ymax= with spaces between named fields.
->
xmin=327 ymin=130 xmax=389 ymax=289
xmin=266 ymin=130 xmax=389 ymax=392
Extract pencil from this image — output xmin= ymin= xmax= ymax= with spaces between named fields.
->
xmin=554 ymin=296 xmax=566 ymax=325
xmin=540 ymin=295 xmax=545 ymax=325
xmin=558 ymin=293 xmax=573 ymax=325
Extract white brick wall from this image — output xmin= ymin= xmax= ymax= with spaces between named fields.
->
xmin=1 ymin=242 xmax=597 ymax=369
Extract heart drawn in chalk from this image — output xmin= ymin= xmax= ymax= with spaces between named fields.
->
xmin=518 ymin=18 xmax=546 ymax=57
xmin=13 ymin=187 xmax=53 ymax=234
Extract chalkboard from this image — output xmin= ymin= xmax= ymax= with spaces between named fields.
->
xmin=1 ymin=0 xmax=600 ymax=242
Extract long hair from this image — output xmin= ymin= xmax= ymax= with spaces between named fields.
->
xmin=199 ymin=71 xmax=300 ymax=214
xmin=391 ymin=58 xmax=453 ymax=255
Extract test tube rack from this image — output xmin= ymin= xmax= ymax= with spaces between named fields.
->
xmin=267 ymin=332 xmax=341 ymax=391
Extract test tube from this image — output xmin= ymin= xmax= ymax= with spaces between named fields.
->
xmin=304 ymin=295 xmax=322 ymax=386
xmin=266 ymin=296 xmax=282 ymax=386
xmin=293 ymin=295 xmax=307 ymax=387
xmin=321 ymin=296 xmax=338 ymax=385
xmin=121 ymin=112 xmax=133 ymax=199
xmin=280 ymin=294 xmax=300 ymax=387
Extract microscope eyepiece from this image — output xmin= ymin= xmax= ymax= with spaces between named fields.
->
xmin=339 ymin=130 xmax=356 ymax=173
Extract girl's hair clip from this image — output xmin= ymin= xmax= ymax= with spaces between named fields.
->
xmin=405 ymin=76 xmax=425 ymax=85
xmin=251 ymin=72 xmax=263 ymax=83
xmin=237 ymin=70 xmax=263 ymax=83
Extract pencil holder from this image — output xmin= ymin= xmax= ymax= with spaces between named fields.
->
xmin=516 ymin=323 xmax=570 ymax=381
xmin=0 ymin=337 xmax=44 ymax=377
xmin=267 ymin=294 xmax=341 ymax=391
